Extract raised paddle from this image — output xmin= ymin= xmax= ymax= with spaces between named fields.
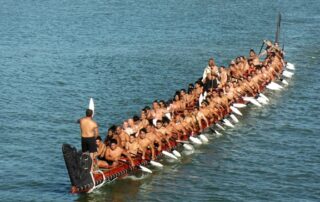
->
xmin=88 ymin=98 xmax=94 ymax=117
xmin=275 ymin=12 xmax=281 ymax=44
xmin=258 ymin=40 xmax=265 ymax=55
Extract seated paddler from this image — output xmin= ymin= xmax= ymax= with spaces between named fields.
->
xmin=104 ymin=139 xmax=134 ymax=167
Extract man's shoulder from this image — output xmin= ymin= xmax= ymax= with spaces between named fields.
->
xmin=78 ymin=117 xmax=85 ymax=123
xmin=89 ymin=119 xmax=98 ymax=126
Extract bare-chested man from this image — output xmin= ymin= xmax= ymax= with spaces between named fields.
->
xmin=104 ymin=139 xmax=134 ymax=167
xmin=182 ymin=110 xmax=197 ymax=132
xmin=139 ymin=110 xmax=150 ymax=129
xmin=146 ymin=124 xmax=163 ymax=151
xmin=247 ymin=76 xmax=261 ymax=94
xmin=78 ymin=109 xmax=99 ymax=171
xmin=249 ymin=49 xmax=261 ymax=66
xmin=116 ymin=126 xmax=129 ymax=148
xmin=95 ymin=136 xmax=109 ymax=168
xmin=125 ymin=134 xmax=141 ymax=157
xmin=151 ymin=100 xmax=165 ymax=125
xmin=123 ymin=121 xmax=134 ymax=135
xmin=159 ymin=100 xmax=171 ymax=120
xmin=194 ymin=106 xmax=209 ymax=131
xmin=96 ymin=136 xmax=106 ymax=159
xmin=128 ymin=118 xmax=139 ymax=134
xmin=137 ymin=128 xmax=155 ymax=160
xmin=172 ymin=93 xmax=184 ymax=112
xmin=218 ymin=67 xmax=228 ymax=89
xmin=155 ymin=120 xmax=173 ymax=149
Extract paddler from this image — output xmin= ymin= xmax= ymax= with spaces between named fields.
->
xmin=137 ymin=128 xmax=156 ymax=160
xmin=95 ymin=136 xmax=110 ymax=168
xmin=151 ymin=100 xmax=165 ymax=126
xmin=115 ymin=126 xmax=129 ymax=148
xmin=249 ymin=49 xmax=261 ymax=67
xmin=125 ymin=134 xmax=141 ymax=157
xmin=104 ymin=139 xmax=134 ymax=167
xmin=78 ymin=109 xmax=99 ymax=171
xmin=259 ymin=40 xmax=280 ymax=58
xmin=145 ymin=124 xmax=163 ymax=151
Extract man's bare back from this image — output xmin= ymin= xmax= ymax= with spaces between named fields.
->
xmin=80 ymin=117 xmax=99 ymax=138
xmin=78 ymin=109 xmax=99 ymax=171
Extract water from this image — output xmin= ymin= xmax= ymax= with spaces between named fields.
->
xmin=0 ymin=0 xmax=319 ymax=201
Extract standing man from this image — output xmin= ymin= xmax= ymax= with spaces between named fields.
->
xmin=78 ymin=109 xmax=99 ymax=171
xmin=202 ymin=58 xmax=220 ymax=83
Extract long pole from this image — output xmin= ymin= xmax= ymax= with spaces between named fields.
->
xmin=258 ymin=41 xmax=265 ymax=55
xmin=275 ymin=12 xmax=281 ymax=44
xmin=282 ymin=28 xmax=285 ymax=51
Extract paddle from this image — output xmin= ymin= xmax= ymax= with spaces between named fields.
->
xmin=128 ymin=152 xmax=164 ymax=170
xmin=242 ymin=96 xmax=262 ymax=107
xmin=162 ymin=150 xmax=178 ymax=160
xmin=258 ymin=40 xmax=265 ymax=55
xmin=118 ymin=159 xmax=153 ymax=174
xmin=89 ymin=98 xmax=94 ymax=117
xmin=230 ymin=114 xmax=239 ymax=123
xmin=214 ymin=130 xmax=223 ymax=136
xmin=266 ymin=82 xmax=283 ymax=91
xmin=199 ymin=134 xmax=209 ymax=143
xmin=286 ymin=63 xmax=295 ymax=70
xmin=175 ymin=140 xmax=194 ymax=151
xmin=275 ymin=12 xmax=281 ymax=44
xmin=259 ymin=93 xmax=269 ymax=102
xmin=282 ymin=79 xmax=289 ymax=85
xmin=176 ymin=140 xmax=191 ymax=144
xmin=150 ymin=160 xmax=164 ymax=168
xmin=139 ymin=165 xmax=153 ymax=173
xmin=230 ymin=106 xmax=243 ymax=116
xmin=208 ymin=127 xmax=223 ymax=137
xmin=232 ymin=103 xmax=246 ymax=108
xmin=138 ymin=154 xmax=164 ymax=169
xmin=172 ymin=150 xmax=182 ymax=158
xmin=257 ymin=97 xmax=268 ymax=105
xmin=189 ymin=136 xmax=202 ymax=145
xmin=223 ymin=118 xmax=235 ymax=128
xmin=216 ymin=123 xmax=225 ymax=131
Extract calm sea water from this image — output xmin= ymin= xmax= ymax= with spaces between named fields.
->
xmin=0 ymin=0 xmax=319 ymax=201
